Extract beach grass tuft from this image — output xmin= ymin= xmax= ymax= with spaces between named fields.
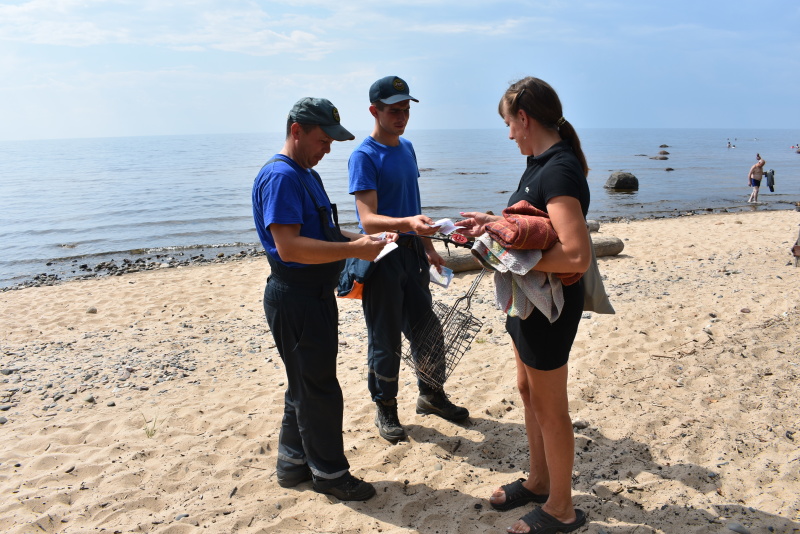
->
xmin=140 ymin=412 xmax=160 ymax=439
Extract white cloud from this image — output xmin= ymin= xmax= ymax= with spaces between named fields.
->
xmin=153 ymin=8 xmax=341 ymax=59
xmin=0 ymin=0 xmax=343 ymax=59
xmin=0 ymin=0 xmax=535 ymax=56
xmin=409 ymin=18 xmax=528 ymax=36
xmin=0 ymin=0 xmax=129 ymax=46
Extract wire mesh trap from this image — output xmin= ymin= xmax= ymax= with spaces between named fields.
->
xmin=401 ymin=269 xmax=486 ymax=390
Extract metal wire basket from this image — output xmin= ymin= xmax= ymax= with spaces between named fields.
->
xmin=401 ymin=269 xmax=486 ymax=390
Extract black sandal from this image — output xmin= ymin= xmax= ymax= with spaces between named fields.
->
xmin=490 ymin=478 xmax=548 ymax=511
xmin=511 ymin=508 xmax=586 ymax=533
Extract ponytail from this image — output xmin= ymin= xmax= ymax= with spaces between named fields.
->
xmin=556 ymin=119 xmax=588 ymax=177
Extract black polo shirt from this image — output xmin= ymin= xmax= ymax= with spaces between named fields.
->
xmin=507 ymin=141 xmax=590 ymax=217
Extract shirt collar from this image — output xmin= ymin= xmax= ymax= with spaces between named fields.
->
xmin=526 ymin=140 xmax=570 ymax=167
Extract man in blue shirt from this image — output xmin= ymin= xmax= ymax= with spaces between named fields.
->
xmin=253 ymin=97 xmax=393 ymax=500
xmin=348 ymin=76 xmax=469 ymax=443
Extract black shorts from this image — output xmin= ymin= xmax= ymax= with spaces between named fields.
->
xmin=506 ymin=280 xmax=584 ymax=371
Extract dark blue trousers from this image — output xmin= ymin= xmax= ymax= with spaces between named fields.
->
xmin=264 ymin=276 xmax=349 ymax=481
xmin=362 ymin=240 xmax=442 ymax=401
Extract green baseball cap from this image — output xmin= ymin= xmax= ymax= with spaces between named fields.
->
xmin=288 ymin=97 xmax=355 ymax=141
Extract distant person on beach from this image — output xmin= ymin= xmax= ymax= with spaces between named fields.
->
xmin=456 ymin=77 xmax=590 ymax=534
xmin=252 ymin=97 xmax=396 ymax=501
xmin=347 ymin=75 xmax=469 ymax=443
xmin=748 ymin=158 xmax=765 ymax=203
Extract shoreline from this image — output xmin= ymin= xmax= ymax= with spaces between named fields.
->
xmin=5 ymin=207 xmax=798 ymax=292
xmin=1 ymin=209 xmax=799 ymax=533
xmin=4 ymin=126 xmax=800 ymax=293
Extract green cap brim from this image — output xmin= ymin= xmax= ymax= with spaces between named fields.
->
xmin=320 ymin=123 xmax=355 ymax=142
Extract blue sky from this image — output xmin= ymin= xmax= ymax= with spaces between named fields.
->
xmin=0 ymin=0 xmax=798 ymax=141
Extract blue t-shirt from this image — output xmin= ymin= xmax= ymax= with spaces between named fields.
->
xmin=252 ymin=154 xmax=337 ymax=268
xmin=348 ymin=136 xmax=422 ymax=231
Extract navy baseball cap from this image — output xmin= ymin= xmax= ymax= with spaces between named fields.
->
xmin=288 ymin=97 xmax=355 ymax=141
xmin=369 ymin=76 xmax=419 ymax=105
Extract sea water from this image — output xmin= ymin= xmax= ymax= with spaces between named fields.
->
xmin=1 ymin=128 xmax=798 ymax=287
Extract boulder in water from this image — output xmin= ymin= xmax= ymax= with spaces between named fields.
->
xmin=604 ymin=171 xmax=639 ymax=191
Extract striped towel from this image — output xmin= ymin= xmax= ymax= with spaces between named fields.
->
xmin=471 ymin=234 xmax=564 ymax=322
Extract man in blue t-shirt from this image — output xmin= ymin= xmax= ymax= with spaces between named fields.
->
xmin=348 ymin=76 xmax=469 ymax=443
xmin=252 ymin=97 xmax=394 ymax=501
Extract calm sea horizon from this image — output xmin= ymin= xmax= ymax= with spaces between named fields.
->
xmin=1 ymin=128 xmax=799 ymax=288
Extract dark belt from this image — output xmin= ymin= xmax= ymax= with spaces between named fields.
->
xmin=266 ymin=253 xmax=340 ymax=298
xmin=267 ymin=275 xmax=337 ymax=298
xmin=396 ymin=235 xmax=421 ymax=249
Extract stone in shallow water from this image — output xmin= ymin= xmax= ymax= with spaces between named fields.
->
xmin=604 ymin=171 xmax=639 ymax=190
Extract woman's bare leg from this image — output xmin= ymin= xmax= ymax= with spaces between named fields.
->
xmin=507 ymin=357 xmax=578 ymax=534
xmin=489 ymin=344 xmax=549 ymax=507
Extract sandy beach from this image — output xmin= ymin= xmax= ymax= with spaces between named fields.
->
xmin=1 ymin=209 xmax=799 ymax=534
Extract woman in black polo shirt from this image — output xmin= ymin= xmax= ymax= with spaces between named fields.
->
xmin=457 ymin=77 xmax=590 ymax=534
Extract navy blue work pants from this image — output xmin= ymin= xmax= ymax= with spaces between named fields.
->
xmin=263 ymin=276 xmax=349 ymax=481
xmin=362 ymin=241 xmax=442 ymax=401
